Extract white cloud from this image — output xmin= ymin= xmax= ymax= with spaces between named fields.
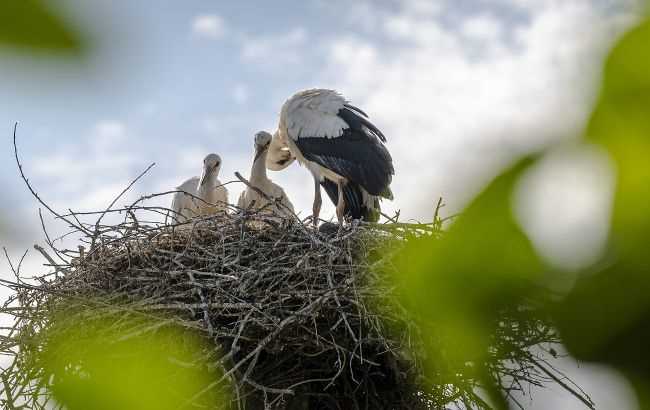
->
xmin=93 ymin=120 xmax=127 ymax=153
xmin=73 ymin=181 xmax=136 ymax=211
xmin=461 ymin=14 xmax=503 ymax=41
xmin=403 ymin=0 xmax=443 ymax=16
xmin=241 ymin=28 xmax=308 ymax=65
xmin=322 ymin=0 xmax=637 ymax=221
xmin=94 ymin=120 xmax=125 ymax=139
xmin=30 ymin=120 xmax=139 ymax=212
xmin=191 ymin=14 xmax=226 ymax=39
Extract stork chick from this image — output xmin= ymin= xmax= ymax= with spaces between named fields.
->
xmin=171 ymin=153 xmax=228 ymax=223
xmin=238 ymin=131 xmax=294 ymax=217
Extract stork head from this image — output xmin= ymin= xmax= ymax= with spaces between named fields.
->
xmin=203 ymin=153 xmax=222 ymax=171
xmin=254 ymin=131 xmax=272 ymax=148
xmin=266 ymin=130 xmax=295 ymax=171
xmin=200 ymin=153 xmax=222 ymax=186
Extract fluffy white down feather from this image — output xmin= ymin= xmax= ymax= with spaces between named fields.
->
xmin=171 ymin=177 xmax=201 ymax=223
xmin=237 ymin=180 xmax=294 ymax=217
xmin=170 ymin=177 xmax=228 ymax=224
xmin=198 ymin=179 xmax=229 ymax=216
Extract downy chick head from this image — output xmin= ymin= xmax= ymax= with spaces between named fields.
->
xmin=199 ymin=153 xmax=222 ymax=187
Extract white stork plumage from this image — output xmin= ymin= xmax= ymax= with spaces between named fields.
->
xmin=266 ymin=89 xmax=394 ymax=225
xmin=171 ymin=153 xmax=228 ymax=223
xmin=238 ymin=131 xmax=295 ymax=216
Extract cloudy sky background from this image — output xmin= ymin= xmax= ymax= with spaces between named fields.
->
xmin=0 ymin=0 xmax=646 ymax=408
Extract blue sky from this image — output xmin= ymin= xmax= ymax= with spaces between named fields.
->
xmin=0 ymin=1 xmax=645 ymax=408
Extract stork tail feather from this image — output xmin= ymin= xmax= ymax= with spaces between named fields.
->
xmin=321 ymin=179 xmax=381 ymax=223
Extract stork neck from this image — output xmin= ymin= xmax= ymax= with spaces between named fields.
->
xmin=250 ymin=147 xmax=268 ymax=184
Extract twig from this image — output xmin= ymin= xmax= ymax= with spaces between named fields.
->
xmin=89 ymin=162 xmax=156 ymax=255
xmin=32 ymin=245 xmax=59 ymax=271
xmin=529 ymin=356 xmax=595 ymax=409
xmin=12 ymin=122 xmax=84 ymax=232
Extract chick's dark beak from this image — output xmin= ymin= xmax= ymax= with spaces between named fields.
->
xmin=199 ymin=166 xmax=212 ymax=187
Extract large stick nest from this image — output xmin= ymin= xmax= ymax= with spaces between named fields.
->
xmin=2 ymin=209 xmax=441 ymax=409
xmin=0 ymin=208 xmax=590 ymax=410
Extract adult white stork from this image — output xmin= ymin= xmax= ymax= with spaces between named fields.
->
xmin=266 ymin=89 xmax=393 ymax=225
xmin=171 ymin=153 xmax=228 ymax=223
xmin=238 ymin=131 xmax=295 ymax=216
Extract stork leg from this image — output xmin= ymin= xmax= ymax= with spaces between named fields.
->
xmin=336 ymin=180 xmax=346 ymax=225
xmin=312 ymin=177 xmax=322 ymax=228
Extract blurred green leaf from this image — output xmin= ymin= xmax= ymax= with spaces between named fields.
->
xmin=41 ymin=317 xmax=225 ymax=410
xmin=394 ymin=158 xmax=545 ymax=409
xmin=0 ymin=0 xmax=83 ymax=53
xmin=589 ymin=18 xmax=650 ymax=252
xmin=555 ymin=17 xmax=650 ymax=408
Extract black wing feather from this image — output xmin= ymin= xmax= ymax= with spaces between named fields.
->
xmin=344 ymin=103 xmax=368 ymax=118
xmin=338 ymin=107 xmax=387 ymax=142
xmin=295 ymin=107 xmax=394 ymax=196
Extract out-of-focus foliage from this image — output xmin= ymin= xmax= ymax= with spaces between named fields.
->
xmin=0 ymin=0 xmax=83 ymax=235
xmin=0 ymin=0 xmax=83 ymax=53
xmin=40 ymin=316 xmax=225 ymax=410
xmin=394 ymin=159 xmax=547 ymax=409
xmin=554 ymin=17 xmax=650 ymax=408
xmin=396 ymin=12 xmax=650 ymax=410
